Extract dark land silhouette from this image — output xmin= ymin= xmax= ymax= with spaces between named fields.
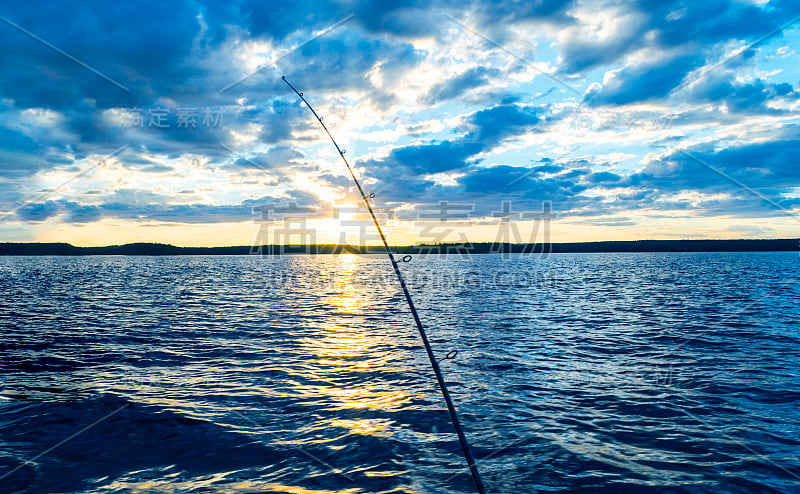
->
xmin=0 ymin=239 xmax=797 ymax=255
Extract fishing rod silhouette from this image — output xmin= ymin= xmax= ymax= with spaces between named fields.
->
xmin=282 ymin=76 xmax=486 ymax=494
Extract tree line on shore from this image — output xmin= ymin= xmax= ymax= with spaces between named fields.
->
xmin=0 ymin=239 xmax=797 ymax=255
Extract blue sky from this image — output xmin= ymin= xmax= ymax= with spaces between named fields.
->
xmin=1 ymin=0 xmax=799 ymax=246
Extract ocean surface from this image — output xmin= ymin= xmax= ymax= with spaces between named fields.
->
xmin=0 ymin=252 xmax=798 ymax=493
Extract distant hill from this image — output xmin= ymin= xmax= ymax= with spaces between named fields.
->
xmin=0 ymin=239 xmax=797 ymax=255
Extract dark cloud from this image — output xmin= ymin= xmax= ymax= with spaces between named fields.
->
xmin=633 ymin=137 xmax=800 ymax=193
xmin=584 ymin=53 xmax=703 ymax=106
xmin=0 ymin=1 xmax=203 ymax=109
xmin=352 ymin=0 xmax=443 ymax=38
xmin=14 ymin=201 xmax=62 ymax=222
xmin=567 ymin=0 xmax=800 ymax=105
xmin=421 ymin=66 xmax=500 ymax=104
xmin=0 ymin=127 xmax=42 ymax=179
xmin=373 ymin=102 xmax=547 ymax=176
xmin=464 ymin=103 xmax=544 ymax=143
xmin=390 ymin=129 xmax=800 ymax=220
xmin=533 ymin=161 xmax=565 ymax=174
xmin=642 ymin=0 xmax=796 ymax=48
xmin=351 ymin=0 xmax=576 ymax=39
xmin=389 ymin=140 xmax=484 ymax=174
xmin=236 ymin=0 xmax=343 ymax=40
xmin=684 ymin=75 xmax=799 ymax=113
xmin=584 ymin=171 xmax=624 ymax=186
xmin=250 ymin=99 xmax=314 ymax=144
xmin=12 ymin=198 xmax=274 ymax=224
xmin=292 ymin=34 xmax=419 ymax=87
xmin=471 ymin=0 xmax=576 ymax=25
xmin=557 ymin=13 xmax=644 ymax=74
xmin=228 ymin=145 xmax=306 ymax=172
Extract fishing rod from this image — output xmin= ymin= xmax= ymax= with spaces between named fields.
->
xmin=282 ymin=76 xmax=486 ymax=494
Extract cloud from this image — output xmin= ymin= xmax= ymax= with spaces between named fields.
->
xmin=683 ymin=74 xmax=798 ymax=113
xmin=14 ymin=198 xmax=262 ymax=224
xmin=0 ymin=127 xmax=42 ymax=179
xmin=556 ymin=4 xmax=647 ymax=75
xmin=371 ymin=102 xmax=547 ymax=176
xmin=1 ymin=0 xmax=799 ymax=239
xmin=228 ymin=145 xmax=306 ymax=171
xmin=584 ymin=170 xmax=624 ymax=186
xmin=465 ymin=103 xmax=544 ymax=142
xmin=584 ymin=52 xmax=704 ymax=106
xmin=471 ymin=0 xmax=576 ymax=25
xmin=250 ymin=99 xmax=313 ymax=144
xmin=643 ymin=0 xmax=796 ymax=47
xmin=420 ymin=66 xmax=499 ymax=104
xmin=564 ymin=0 xmax=800 ymax=106
xmin=388 ymin=140 xmax=484 ymax=174
xmin=632 ymin=132 xmax=800 ymax=195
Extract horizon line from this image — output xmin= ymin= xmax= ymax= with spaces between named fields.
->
xmin=0 ymin=238 xmax=797 ymax=255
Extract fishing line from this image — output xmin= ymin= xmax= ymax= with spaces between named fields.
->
xmin=282 ymin=76 xmax=486 ymax=494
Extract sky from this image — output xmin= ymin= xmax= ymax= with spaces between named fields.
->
xmin=1 ymin=0 xmax=799 ymax=247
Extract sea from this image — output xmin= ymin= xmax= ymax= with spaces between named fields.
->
xmin=0 ymin=252 xmax=798 ymax=493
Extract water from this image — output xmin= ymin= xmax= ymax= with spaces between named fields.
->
xmin=0 ymin=252 xmax=798 ymax=493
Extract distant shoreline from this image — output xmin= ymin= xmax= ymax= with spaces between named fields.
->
xmin=0 ymin=239 xmax=797 ymax=255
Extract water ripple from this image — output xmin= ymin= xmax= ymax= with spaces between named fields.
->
xmin=0 ymin=252 xmax=798 ymax=493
